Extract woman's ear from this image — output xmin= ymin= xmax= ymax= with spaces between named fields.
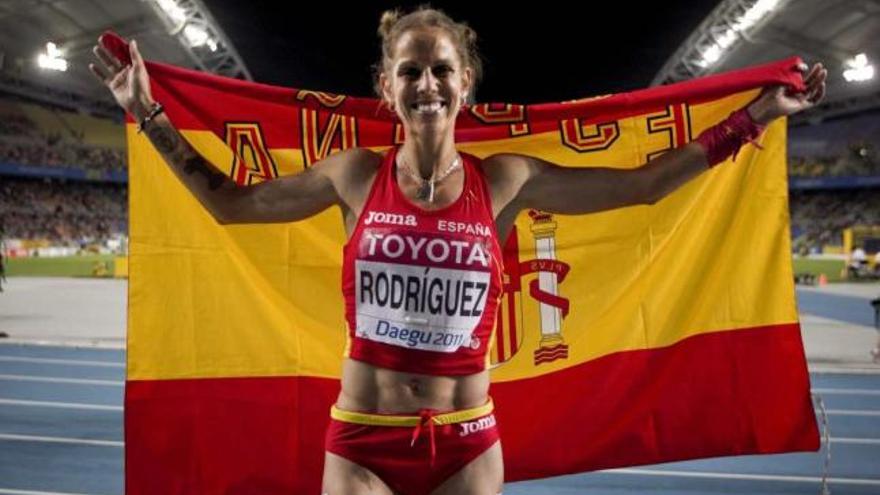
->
xmin=379 ymin=72 xmax=394 ymax=110
xmin=461 ymin=67 xmax=474 ymax=103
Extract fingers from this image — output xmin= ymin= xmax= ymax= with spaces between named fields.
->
xmin=129 ymin=39 xmax=144 ymax=68
xmin=806 ymin=76 xmax=823 ymax=100
xmin=90 ymin=37 xmax=142 ymax=90
xmin=805 ymin=64 xmax=827 ymax=104
xmin=785 ymin=62 xmax=827 ymax=111
xmin=88 ymin=62 xmax=110 ymax=84
xmin=94 ymin=43 xmax=123 ymax=73
xmin=809 ymin=77 xmax=826 ymax=105
xmin=803 ymin=62 xmax=823 ymax=86
xmin=91 ymin=47 xmax=121 ymax=88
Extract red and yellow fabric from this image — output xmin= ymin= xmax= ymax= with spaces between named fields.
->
xmin=121 ymin=40 xmax=817 ymax=493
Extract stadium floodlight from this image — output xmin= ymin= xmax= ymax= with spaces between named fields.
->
xmin=146 ymin=0 xmax=251 ymax=79
xmin=182 ymin=24 xmax=209 ymax=47
xmin=37 ymin=42 xmax=68 ymax=72
xmin=698 ymin=0 xmax=782 ymax=68
xmin=153 ymin=0 xmax=220 ymax=50
xmin=155 ymin=0 xmax=187 ymax=25
xmin=655 ymin=0 xmax=791 ymax=85
xmin=736 ymin=0 xmax=781 ymax=31
xmin=843 ymin=53 xmax=874 ymax=83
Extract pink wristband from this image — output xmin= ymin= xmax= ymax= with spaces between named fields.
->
xmin=694 ymin=108 xmax=767 ymax=168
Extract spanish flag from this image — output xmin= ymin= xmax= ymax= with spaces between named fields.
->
xmin=118 ymin=31 xmax=818 ymax=493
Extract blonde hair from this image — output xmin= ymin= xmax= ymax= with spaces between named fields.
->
xmin=373 ymin=5 xmax=483 ymax=103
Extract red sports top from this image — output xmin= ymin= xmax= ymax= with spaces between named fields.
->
xmin=341 ymin=145 xmax=504 ymax=375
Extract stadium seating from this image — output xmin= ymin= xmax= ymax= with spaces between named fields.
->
xmin=0 ymin=98 xmax=125 ymax=173
xmin=0 ymin=176 xmax=126 ymax=245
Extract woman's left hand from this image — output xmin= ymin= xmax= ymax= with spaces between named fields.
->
xmin=747 ymin=62 xmax=827 ymax=125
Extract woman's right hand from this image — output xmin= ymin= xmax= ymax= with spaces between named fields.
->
xmin=88 ymin=39 xmax=154 ymax=120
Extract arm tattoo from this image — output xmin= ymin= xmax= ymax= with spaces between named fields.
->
xmin=183 ymin=156 xmax=227 ymax=191
xmin=145 ymin=124 xmax=180 ymax=156
xmin=145 ymin=122 xmax=228 ymax=191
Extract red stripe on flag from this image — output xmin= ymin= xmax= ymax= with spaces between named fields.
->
xmin=125 ymin=322 xmax=816 ymax=494
xmin=494 ymin=322 xmax=818 ymax=480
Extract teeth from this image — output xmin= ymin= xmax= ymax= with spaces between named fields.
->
xmin=414 ymin=102 xmax=444 ymax=113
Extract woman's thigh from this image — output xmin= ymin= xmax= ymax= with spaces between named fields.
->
xmin=430 ymin=440 xmax=504 ymax=495
xmin=321 ymin=451 xmax=396 ymax=495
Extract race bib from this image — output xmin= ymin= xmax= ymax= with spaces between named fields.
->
xmin=354 ymin=228 xmax=492 ymax=353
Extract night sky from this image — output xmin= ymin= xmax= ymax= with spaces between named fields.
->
xmin=207 ymin=1 xmax=719 ymax=104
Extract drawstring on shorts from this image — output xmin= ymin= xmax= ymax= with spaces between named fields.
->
xmin=410 ymin=408 xmax=438 ymax=466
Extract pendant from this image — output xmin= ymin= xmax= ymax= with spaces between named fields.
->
xmin=416 ymin=181 xmax=432 ymax=201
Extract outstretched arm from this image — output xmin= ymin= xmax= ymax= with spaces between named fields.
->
xmin=486 ymin=63 xmax=827 ymax=217
xmin=89 ymin=37 xmax=375 ymax=225
xmin=485 ymin=142 xmax=707 ymax=216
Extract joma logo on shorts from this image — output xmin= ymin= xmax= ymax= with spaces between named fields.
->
xmin=364 ymin=211 xmax=418 ymax=227
xmin=459 ymin=414 xmax=496 ymax=437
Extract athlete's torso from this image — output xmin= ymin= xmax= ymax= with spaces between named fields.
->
xmin=341 ymin=145 xmax=504 ymax=382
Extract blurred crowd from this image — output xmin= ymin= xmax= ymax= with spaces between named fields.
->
xmin=789 ymin=110 xmax=879 ymax=177
xmin=789 ymin=189 xmax=880 ymax=253
xmin=788 ymin=144 xmax=878 ymax=177
xmin=0 ymin=140 xmax=125 ymax=173
xmin=0 ymin=176 xmax=127 ymax=246
xmin=0 ymin=101 xmax=125 ymax=174
xmin=0 ymin=111 xmax=39 ymax=137
xmin=788 ymin=152 xmax=880 ymax=177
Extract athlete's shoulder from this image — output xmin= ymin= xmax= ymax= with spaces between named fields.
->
xmin=315 ymin=147 xmax=382 ymax=182
xmin=476 ymin=152 xmax=534 ymax=185
xmin=327 ymin=147 xmax=383 ymax=170
xmin=316 ymin=147 xmax=385 ymax=213
xmin=479 ymin=152 xmax=531 ymax=168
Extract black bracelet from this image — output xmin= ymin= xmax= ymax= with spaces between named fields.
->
xmin=137 ymin=102 xmax=165 ymax=134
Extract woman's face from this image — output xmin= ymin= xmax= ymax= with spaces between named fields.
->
xmin=380 ymin=27 xmax=472 ymax=135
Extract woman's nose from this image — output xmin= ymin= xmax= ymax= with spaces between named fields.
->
xmin=416 ymin=69 xmax=438 ymax=92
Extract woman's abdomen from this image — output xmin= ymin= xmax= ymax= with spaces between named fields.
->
xmin=336 ymin=358 xmax=490 ymax=413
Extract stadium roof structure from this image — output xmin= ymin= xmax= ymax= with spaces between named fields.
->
xmin=653 ymin=0 xmax=880 ymax=124
xmin=0 ymin=0 xmax=249 ymax=120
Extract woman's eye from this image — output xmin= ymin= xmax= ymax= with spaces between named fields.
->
xmin=398 ymin=66 xmax=452 ymax=79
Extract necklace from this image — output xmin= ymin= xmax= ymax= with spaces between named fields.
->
xmin=396 ymin=151 xmax=462 ymax=203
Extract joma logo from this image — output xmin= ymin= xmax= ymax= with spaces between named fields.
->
xmin=364 ymin=211 xmax=418 ymax=226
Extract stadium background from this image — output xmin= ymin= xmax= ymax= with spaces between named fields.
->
xmin=0 ymin=0 xmax=878 ymax=494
